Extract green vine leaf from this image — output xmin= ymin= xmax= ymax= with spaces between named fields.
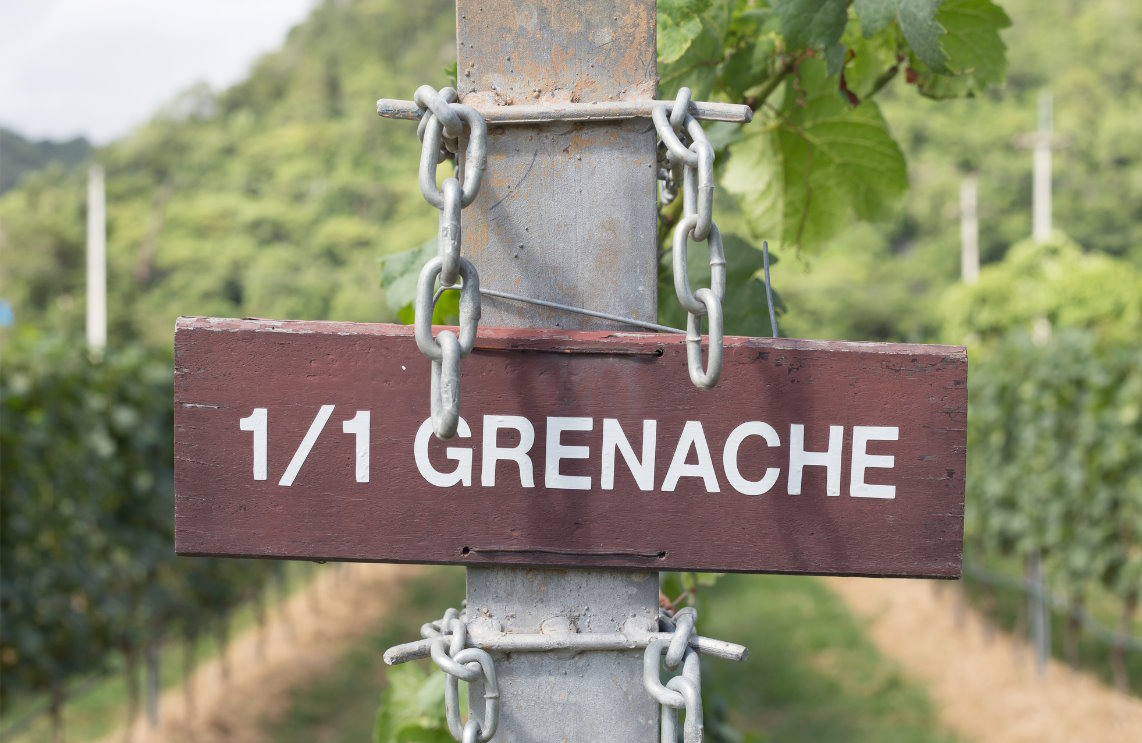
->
xmin=938 ymin=0 xmax=1012 ymax=88
xmin=658 ymin=0 xmax=714 ymax=64
xmin=898 ymin=0 xmax=946 ymax=72
xmin=854 ymin=0 xmax=898 ymax=37
xmin=728 ymin=58 xmax=907 ymax=250
xmin=774 ymin=0 xmax=848 ymax=52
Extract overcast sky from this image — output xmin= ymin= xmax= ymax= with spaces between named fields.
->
xmin=0 ymin=0 xmax=316 ymax=144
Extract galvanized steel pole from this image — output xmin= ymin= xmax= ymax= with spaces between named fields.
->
xmin=456 ymin=1 xmax=661 ymax=739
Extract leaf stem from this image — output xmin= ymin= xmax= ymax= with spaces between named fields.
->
xmin=865 ymin=65 xmax=901 ymax=101
xmin=746 ymin=58 xmax=796 ymax=112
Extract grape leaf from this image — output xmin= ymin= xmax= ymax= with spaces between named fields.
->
xmin=854 ymin=0 xmax=898 ymax=37
xmin=938 ymin=0 xmax=1012 ymax=88
xmin=722 ymin=125 xmax=784 ymax=242
xmin=727 ymin=58 xmax=907 ymax=250
xmin=659 ymin=15 xmax=705 ymax=65
xmin=721 ymin=36 xmax=777 ymax=99
xmin=373 ymin=664 xmax=451 ymax=743
xmin=898 ymin=0 xmax=946 ymax=72
xmin=841 ymin=21 xmax=899 ymax=98
xmin=658 ymin=0 xmax=714 ymax=64
xmin=660 ymin=17 xmax=724 ymax=100
xmin=774 ymin=0 xmax=847 ymax=52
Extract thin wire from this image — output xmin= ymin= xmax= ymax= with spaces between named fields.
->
xmin=762 ymin=240 xmax=779 ymax=338
xmin=482 ymin=288 xmax=686 ymax=334
xmin=434 ymin=284 xmax=685 ymax=334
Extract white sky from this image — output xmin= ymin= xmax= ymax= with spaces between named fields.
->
xmin=0 ymin=0 xmax=316 ymax=144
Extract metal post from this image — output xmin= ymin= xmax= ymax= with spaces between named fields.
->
xmin=456 ymin=1 xmax=660 ymax=739
xmin=1032 ymin=92 xmax=1052 ymax=243
xmin=86 ymin=164 xmax=107 ymax=351
xmin=960 ymin=176 xmax=979 ymax=284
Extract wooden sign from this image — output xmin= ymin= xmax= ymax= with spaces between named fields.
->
xmin=175 ymin=317 xmax=967 ymax=577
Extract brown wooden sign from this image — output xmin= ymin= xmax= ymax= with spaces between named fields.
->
xmin=174 ymin=317 xmax=967 ymax=577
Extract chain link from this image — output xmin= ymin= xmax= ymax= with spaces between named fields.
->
xmin=412 ymin=86 xmax=488 ymax=439
xmin=644 ymin=608 xmax=705 ymax=743
xmin=424 ymin=608 xmax=501 ymax=743
xmin=414 ymin=256 xmax=480 ymax=439
xmin=655 ymin=87 xmax=725 ymax=391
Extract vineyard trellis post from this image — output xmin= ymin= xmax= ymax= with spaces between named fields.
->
xmin=454 ymin=2 xmax=662 ymax=737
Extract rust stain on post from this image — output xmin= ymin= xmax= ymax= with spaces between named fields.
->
xmin=456 ymin=0 xmax=658 ymax=330
xmin=457 ymin=0 xmax=655 ymax=105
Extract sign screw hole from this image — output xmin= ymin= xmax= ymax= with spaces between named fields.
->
xmin=461 ymin=546 xmax=471 ymax=555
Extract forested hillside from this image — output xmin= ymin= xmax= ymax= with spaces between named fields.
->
xmin=1 ymin=0 xmax=455 ymax=348
xmin=0 ymin=129 xmax=91 ymax=195
xmin=2 ymin=0 xmax=1137 ymax=348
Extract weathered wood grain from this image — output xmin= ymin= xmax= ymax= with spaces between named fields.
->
xmin=175 ymin=317 xmax=967 ymax=577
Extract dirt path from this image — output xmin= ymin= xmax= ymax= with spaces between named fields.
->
xmin=826 ymin=577 xmax=1142 ymax=743
xmin=102 ymin=563 xmax=419 ymax=743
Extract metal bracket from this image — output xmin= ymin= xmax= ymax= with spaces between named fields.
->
xmin=384 ymin=628 xmax=749 ymax=666
xmin=377 ymin=98 xmax=753 ymax=125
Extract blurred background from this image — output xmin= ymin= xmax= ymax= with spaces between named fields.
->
xmin=1 ymin=0 xmax=1139 ymax=741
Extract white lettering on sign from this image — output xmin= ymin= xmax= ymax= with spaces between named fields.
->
xmin=415 ymin=417 xmax=473 ymax=486
xmin=342 ymin=410 xmax=370 ymax=483
xmin=722 ymin=421 xmax=781 ymax=496
xmin=601 ymin=418 xmax=656 ymax=491
xmin=481 ymin=415 xmax=535 ymax=488
xmin=238 ymin=405 xmax=374 ymax=486
xmin=239 ymin=407 xmax=268 ymax=480
xmin=279 ymin=404 xmax=335 ymax=486
xmin=850 ymin=426 xmax=899 ymax=499
xmin=662 ymin=421 xmax=720 ymax=493
xmin=243 ymin=410 xmax=900 ymax=499
xmin=788 ymin=424 xmax=843 ymax=497
xmin=545 ymin=417 xmax=593 ymax=490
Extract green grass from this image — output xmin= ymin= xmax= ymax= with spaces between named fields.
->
xmin=699 ymin=574 xmax=957 ymax=743
xmin=265 ymin=570 xmax=955 ymax=743
xmin=0 ymin=562 xmax=323 ymax=743
xmin=263 ymin=567 xmax=466 ymax=743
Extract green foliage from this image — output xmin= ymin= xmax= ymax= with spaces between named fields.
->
xmin=659 ymin=0 xmax=1008 ymax=254
xmin=774 ymin=0 xmax=847 ymax=53
xmin=373 ymin=665 xmax=451 ymax=743
xmin=967 ymin=330 xmax=1142 ymax=603
xmin=0 ymin=128 xmax=92 ymax=195
xmin=0 ymin=335 xmax=269 ymax=709
xmin=0 ymin=337 xmax=171 ymax=702
xmin=0 ymin=0 xmax=460 ymax=348
xmin=698 ymin=573 xmax=955 ymax=742
xmin=941 ymin=234 xmax=1142 ymax=346
xmin=952 ymin=230 xmax=1142 ymax=615
xmin=938 ymin=0 xmax=1012 ymax=89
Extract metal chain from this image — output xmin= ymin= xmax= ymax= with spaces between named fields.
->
xmin=423 ymin=608 xmax=501 ymax=742
xmin=412 ymin=86 xmax=488 ymax=439
xmin=386 ymin=604 xmax=748 ymax=743
xmin=654 ymin=87 xmax=725 ymax=390
xmin=644 ymin=608 xmax=704 ymax=743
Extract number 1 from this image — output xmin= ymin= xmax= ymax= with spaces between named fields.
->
xmin=239 ymin=408 xmax=268 ymax=480
xmin=342 ymin=410 xmax=370 ymax=483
